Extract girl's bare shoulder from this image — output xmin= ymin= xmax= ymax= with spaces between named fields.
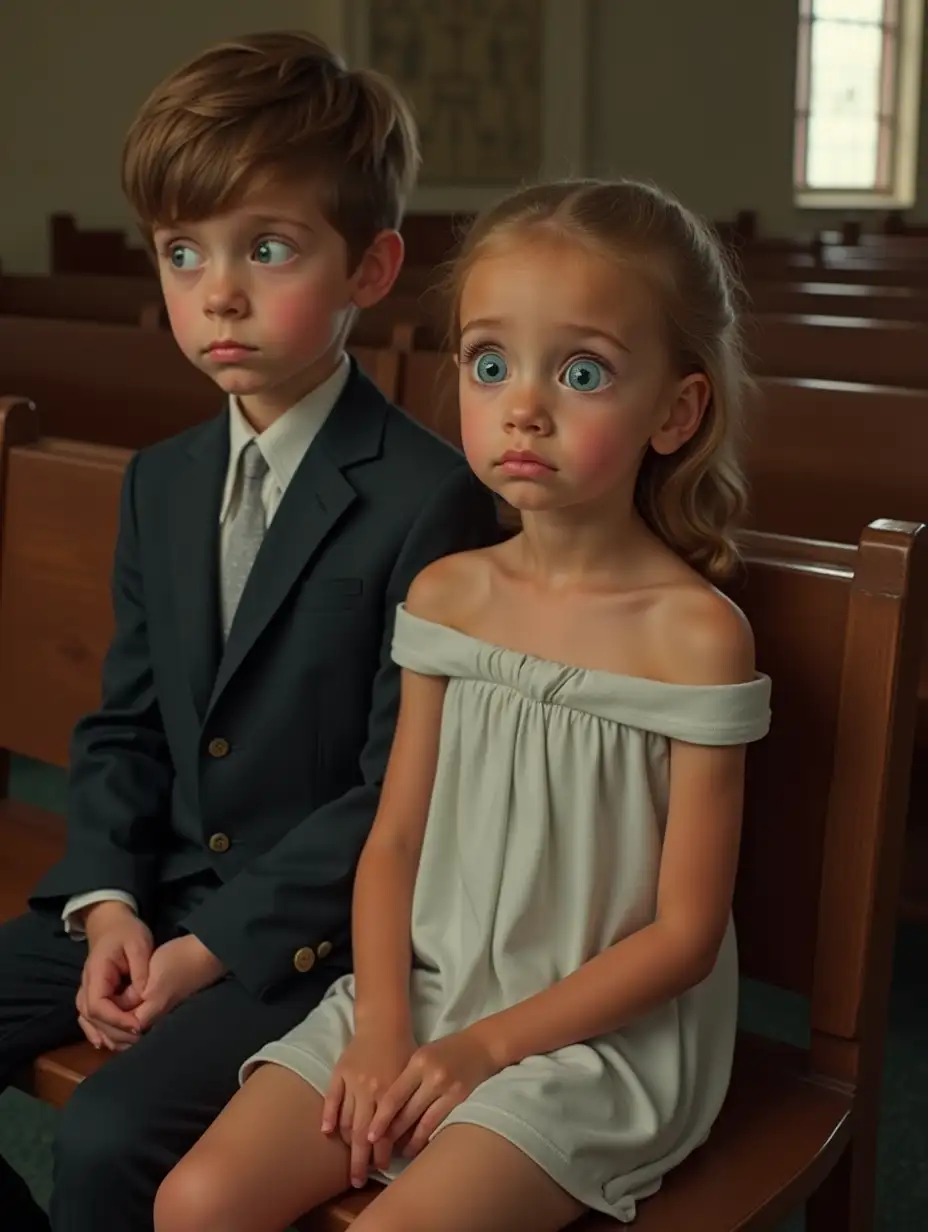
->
xmin=405 ymin=543 xmax=506 ymax=627
xmin=646 ymin=579 xmax=755 ymax=686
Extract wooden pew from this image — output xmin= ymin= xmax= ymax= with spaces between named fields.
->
xmin=0 ymin=394 xmax=923 ymax=1230
xmin=0 ymin=316 xmax=400 ymax=450
xmin=747 ymin=280 xmax=928 ymax=323
xmin=745 ymin=314 xmax=928 ymax=389
xmin=0 ymin=273 xmax=165 ymax=329
xmin=741 ymin=252 xmax=928 ymax=288
xmin=744 ymin=377 xmax=928 ymax=542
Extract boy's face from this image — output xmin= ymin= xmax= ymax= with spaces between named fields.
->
xmin=152 ymin=179 xmax=401 ymax=427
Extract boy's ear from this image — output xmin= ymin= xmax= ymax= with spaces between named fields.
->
xmin=350 ymin=229 xmax=404 ymax=309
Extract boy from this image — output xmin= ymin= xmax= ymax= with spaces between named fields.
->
xmin=0 ymin=31 xmax=500 ymax=1232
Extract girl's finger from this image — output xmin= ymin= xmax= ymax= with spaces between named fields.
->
xmin=339 ymin=1090 xmax=356 ymax=1147
xmin=367 ymin=1069 xmax=421 ymax=1142
xmin=321 ymin=1072 xmax=345 ymax=1133
xmin=373 ymin=1082 xmax=435 ymax=1150
xmin=350 ymin=1094 xmax=375 ymax=1188
xmin=372 ymin=1130 xmax=394 ymax=1172
xmin=402 ymin=1095 xmax=457 ymax=1158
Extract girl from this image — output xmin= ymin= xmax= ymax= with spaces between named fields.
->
xmin=155 ymin=178 xmax=771 ymax=1232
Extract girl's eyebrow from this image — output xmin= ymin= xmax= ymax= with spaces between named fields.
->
xmin=460 ymin=318 xmax=630 ymax=354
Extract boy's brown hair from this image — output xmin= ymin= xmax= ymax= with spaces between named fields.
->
xmin=122 ymin=30 xmax=420 ymax=267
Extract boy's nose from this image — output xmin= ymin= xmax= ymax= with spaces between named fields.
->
xmin=203 ymin=273 xmax=247 ymax=317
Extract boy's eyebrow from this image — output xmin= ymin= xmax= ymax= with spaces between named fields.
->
xmin=460 ymin=318 xmax=631 ymax=354
xmin=246 ymin=214 xmax=316 ymax=235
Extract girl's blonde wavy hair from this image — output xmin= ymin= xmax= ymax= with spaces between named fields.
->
xmin=447 ymin=179 xmax=750 ymax=578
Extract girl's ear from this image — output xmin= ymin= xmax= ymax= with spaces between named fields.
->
xmin=650 ymin=373 xmax=711 ymax=456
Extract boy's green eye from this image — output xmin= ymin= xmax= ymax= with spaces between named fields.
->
xmin=169 ymin=245 xmax=200 ymax=270
xmin=253 ymin=239 xmax=295 ymax=265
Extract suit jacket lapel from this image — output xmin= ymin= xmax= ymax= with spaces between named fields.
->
xmin=205 ymin=363 xmax=388 ymax=720
xmin=173 ymin=414 xmax=228 ymax=721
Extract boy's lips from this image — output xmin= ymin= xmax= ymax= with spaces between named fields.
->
xmin=205 ymin=341 xmax=258 ymax=361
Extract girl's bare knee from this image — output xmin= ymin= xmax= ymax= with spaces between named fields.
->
xmin=154 ymin=1153 xmax=241 ymax=1232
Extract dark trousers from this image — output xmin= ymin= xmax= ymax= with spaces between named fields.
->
xmin=0 ymin=880 xmax=334 ymax=1232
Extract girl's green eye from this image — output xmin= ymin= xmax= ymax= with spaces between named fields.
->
xmin=563 ymin=359 xmax=606 ymax=392
xmin=474 ymin=352 xmax=508 ymax=384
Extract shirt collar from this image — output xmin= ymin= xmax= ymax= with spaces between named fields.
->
xmin=220 ymin=353 xmax=350 ymax=522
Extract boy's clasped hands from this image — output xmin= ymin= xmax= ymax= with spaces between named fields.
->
xmin=321 ymin=1021 xmax=503 ymax=1188
xmin=74 ymin=901 xmax=226 ymax=1050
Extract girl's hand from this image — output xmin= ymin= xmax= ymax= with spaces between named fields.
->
xmin=322 ymin=1025 xmax=418 ymax=1187
xmin=366 ymin=1029 xmax=501 ymax=1161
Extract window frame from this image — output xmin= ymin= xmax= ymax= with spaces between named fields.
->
xmin=793 ymin=0 xmax=924 ymax=210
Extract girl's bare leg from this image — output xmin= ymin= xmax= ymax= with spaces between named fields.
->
xmin=154 ymin=1063 xmax=351 ymax=1232
xmin=351 ymin=1123 xmax=586 ymax=1232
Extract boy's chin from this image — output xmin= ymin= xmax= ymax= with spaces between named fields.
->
xmin=203 ymin=367 xmax=267 ymax=395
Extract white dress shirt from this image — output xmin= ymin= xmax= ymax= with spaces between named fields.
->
xmin=62 ymin=355 xmax=351 ymax=938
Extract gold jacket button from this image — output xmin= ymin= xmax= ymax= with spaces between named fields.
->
xmin=208 ymin=832 xmax=230 ymax=853
xmin=207 ymin=737 xmax=230 ymax=758
xmin=293 ymin=946 xmax=316 ymax=973
xmin=316 ymin=940 xmax=333 ymax=960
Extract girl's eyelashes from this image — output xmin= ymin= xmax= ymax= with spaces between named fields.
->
xmin=459 ymin=341 xmax=616 ymax=393
xmin=559 ymin=355 xmax=614 ymax=393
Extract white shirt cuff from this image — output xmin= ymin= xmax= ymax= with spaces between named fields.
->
xmin=62 ymin=890 xmax=138 ymax=939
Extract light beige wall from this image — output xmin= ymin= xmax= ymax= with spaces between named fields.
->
xmin=0 ymin=1 xmax=348 ymax=273
xmin=589 ymin=0 xmax=928 ymax=236
xmin=1 ymin=1 xmax=926 ymax=273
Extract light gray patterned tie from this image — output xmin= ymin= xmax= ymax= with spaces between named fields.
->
xmin=221 ymin=440 xmax=269 ymax=640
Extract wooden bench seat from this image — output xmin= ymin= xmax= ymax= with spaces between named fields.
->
xmin=1 ymin=390 xmax=924 ymax=1228
xmin=304 ymin=1034 xmax=851 ymax=1232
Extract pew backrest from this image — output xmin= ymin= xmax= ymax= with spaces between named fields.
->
xmin=0 ymin=401 xmax=127 ymax=766
xmin=730 ymin=519 xmax=925 ymax=1086
xmin=0 ymin=273 xmax=164 ymax=329
xmin=746 ymin=377 xmax=928 ymax=542
xmin=748 ymin=281 xmax=928 ymax=324
xmin=0 ymin=315 xmax=409 ymax=450
xmin=745 ymin=314 xmax=928 ymax=389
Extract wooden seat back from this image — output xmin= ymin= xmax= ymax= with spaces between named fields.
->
xmin=745 ymin=314 xmax=928 ymax=388
xmin=0 ymin=314 xmax=411 ymax=450
xmin=745 ymin=377 xmax=928 ymax=542
xmin=0 ymin=273 xmax=165 ymax=329
xmin=0 ymin=401 xmax=127 ymax=768
xmin=0 ymin=315 xmax=218 ymax=448
xmin=727 ymin=520 xmax=925 ymax=1079
xmin=747 ymin=280 xmax=928 ymax=323
xmin=398 ymin=350 xmax=459 ymax=444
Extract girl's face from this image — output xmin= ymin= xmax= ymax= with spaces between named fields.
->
xmin=457 ymin=236 xmax=708 ymax=517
